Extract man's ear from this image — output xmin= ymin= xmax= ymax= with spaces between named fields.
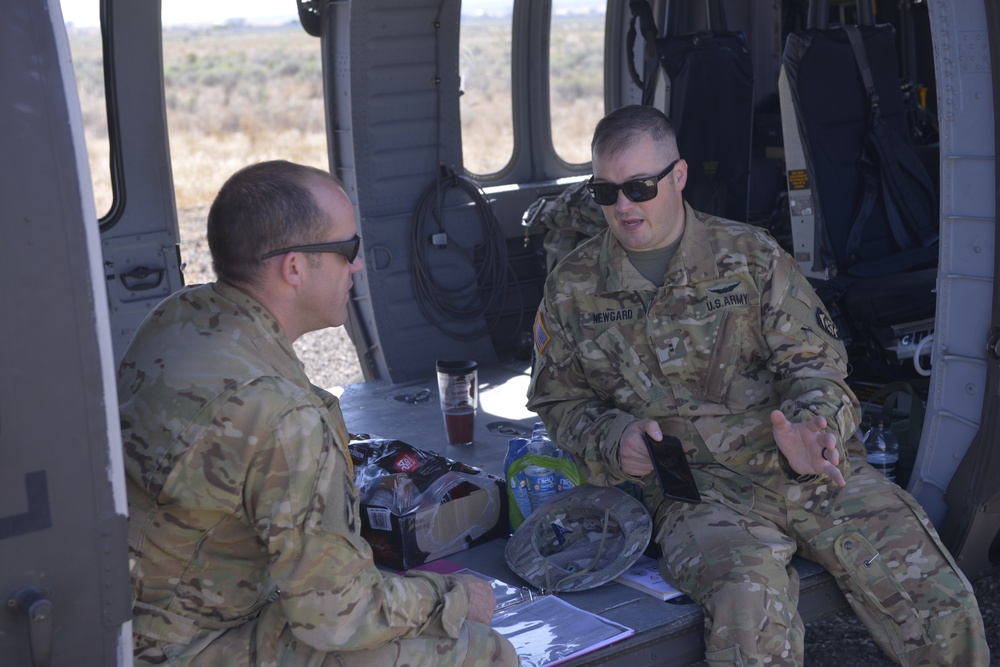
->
xmin=673 ymin=159 xmax=688 ymax=190
xmin=279 ymin=252 xmax=305 ymax=287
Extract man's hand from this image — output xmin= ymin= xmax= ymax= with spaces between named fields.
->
xmin=770 ymin=410 xmax=846 ymax=487
xmin=620 ymin=419 xmax=659 ymax=477
xmin=455 ymin=573 xmax=497 ymax=625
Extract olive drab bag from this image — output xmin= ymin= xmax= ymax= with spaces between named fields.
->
xmin=521 ymin=180 xmax=607 ymax=273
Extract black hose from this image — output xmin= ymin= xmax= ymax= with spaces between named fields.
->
xmin=410 ymin=166 xmax=511 ymax=341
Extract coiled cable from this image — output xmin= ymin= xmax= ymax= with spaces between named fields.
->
xmin=411 ymin=166 xmax=511 ymax=341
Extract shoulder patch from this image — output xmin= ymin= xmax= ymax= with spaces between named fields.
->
xmin=815 ymin=307 xmax=841 ymax=339
xmin=533 ymin=311 xmax=551 ymax=355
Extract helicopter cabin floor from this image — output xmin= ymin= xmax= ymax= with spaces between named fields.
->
xmin=335 ymin=361 xmax=850 ymax=666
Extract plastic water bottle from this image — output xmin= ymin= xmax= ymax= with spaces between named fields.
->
xmin=527 ymin=422 xmax=558 ymax=458
xmin=504 ymin=436 xmax=530 ymax=475
xmin=864 ymin=419 xmax=900 ymax=482
xmin=528 ymin=421 xmax=579 ymax=492
xmin=504 ymin=437 xmax=532 ymax=518
xmin=555 ymin=447 xmax=577 ymax=492
xmin=530 ymin=421 xmax=549 ymax=443
xmin=525 ymin=423 xmax=558 ymax=511
xmin=556 ymin=473 xmax=576 ymax=493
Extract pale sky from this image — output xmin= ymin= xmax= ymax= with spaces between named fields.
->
xmin=58 ymin=0 xmax=299 ymax=28
xmin=58 ymin=0 xmax=599 ymax=28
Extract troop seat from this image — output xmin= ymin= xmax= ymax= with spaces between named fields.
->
xmin=628 ymin=0 xmax=754 ymax=223
xmin=779 ymin=0 xmax=939 ymax=377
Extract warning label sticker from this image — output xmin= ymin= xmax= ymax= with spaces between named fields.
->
xmin=787 ymin=169 xmax=810 ymax=190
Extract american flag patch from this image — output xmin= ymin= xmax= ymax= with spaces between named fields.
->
xmin=533 ymin=311 xmax=550 ymax=354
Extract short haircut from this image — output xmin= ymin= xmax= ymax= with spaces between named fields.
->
xmin=207 ymin=160 xmax=342 ymax=287
xmin=591 ymin=105 xmax=678 ymax=162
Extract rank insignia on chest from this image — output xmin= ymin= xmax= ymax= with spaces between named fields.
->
xmin=533 ymin=311 xmax=551 ymax=354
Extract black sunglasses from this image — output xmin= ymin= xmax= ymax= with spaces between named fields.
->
xmin=587 ymin=159 xmax=680 ymax=206
xmin=261 ymin=234 xmax=361 ymax=263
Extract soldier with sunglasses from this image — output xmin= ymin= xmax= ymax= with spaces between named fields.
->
xmin=118 ymin=160 xmax=517 ymax=667
xmin=527 ymin=106 xmax=987 ymax=666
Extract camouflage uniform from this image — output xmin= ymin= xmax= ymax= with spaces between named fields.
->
xmin=118 ymin=282 xmax=518 ymax=667
xmin=527 ymin=203 xmax=988 ymax=666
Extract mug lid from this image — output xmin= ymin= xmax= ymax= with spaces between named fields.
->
xmin=436 ymin=360 xmax=478 ymax=375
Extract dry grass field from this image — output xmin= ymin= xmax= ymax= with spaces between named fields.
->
xmin=65 ymin=17 xmax=603 ymax=388
xmin=68 ymin=17 xmax=603 ymax=212
xmin=69 ymin=24 xmax=330 ymax=213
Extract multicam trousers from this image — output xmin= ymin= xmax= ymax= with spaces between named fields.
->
xmin=646 ymin=456 xmax=990 ymax=667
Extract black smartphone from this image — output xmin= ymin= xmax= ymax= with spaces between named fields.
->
xmin=643 ymin=433 xmax=701 ymax=504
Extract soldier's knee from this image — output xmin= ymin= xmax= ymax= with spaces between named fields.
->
xmin=694 ymin=567 xmax=796 ymax=614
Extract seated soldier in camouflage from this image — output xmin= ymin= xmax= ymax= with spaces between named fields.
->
xmin=526 ymin=105 xmax=989 ymax=666
xmin=118 ymin=160 xmax=518 ymax=667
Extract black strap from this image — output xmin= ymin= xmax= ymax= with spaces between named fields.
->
xmin=842 ymin=25 xmax=882 ymax=267
xmin=626 ymin=14 xmax=644 ymax=90
xmin=843 ymin=26 xmax=879 ymax=116
xmin=842 ymin=25 xmax=938 ymax=277
xmin=868 ymin=118 xmax=939 ymax=248
xmin=626 ymin=0 xmax=659 ymax=105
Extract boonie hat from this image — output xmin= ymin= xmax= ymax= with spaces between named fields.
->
xmin=504 ymin=485 xmax=652 ymax=593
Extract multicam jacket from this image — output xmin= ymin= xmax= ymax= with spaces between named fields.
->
xmin=527 ymin=202 xmax=864 ymax=505
xmin=118 ymin=282 xmax=471 ymax=664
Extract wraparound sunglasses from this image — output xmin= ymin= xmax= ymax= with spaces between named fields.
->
xmin=261 ymin=234 xmax=361 ymax=263
xmin=587 ymin=159 xmax=680 ymax=206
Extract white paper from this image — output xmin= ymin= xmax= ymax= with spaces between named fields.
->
xmin=422 ymin=564 xmax=635 ymax=667
xmin=613 ymin=554 xmax=684 ymax=601
xmin=490 ymin=594 xmax=634 ymax=667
